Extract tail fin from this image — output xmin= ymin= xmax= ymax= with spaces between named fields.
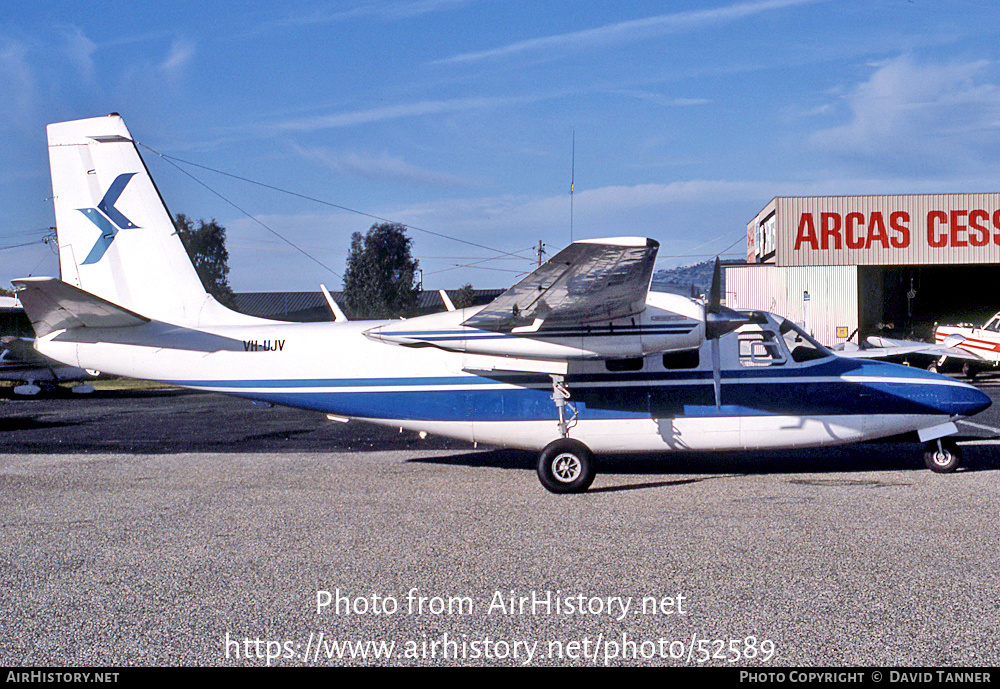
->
xmin=47 ymin=114 xmax=257 ymax=326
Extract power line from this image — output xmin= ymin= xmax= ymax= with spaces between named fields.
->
xmin=149 ymin=151 xmax=343 ymax=279
xmin=138 ymin=143 xmax=528 ymax=263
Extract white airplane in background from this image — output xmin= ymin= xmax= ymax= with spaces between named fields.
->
xmin=0 ymin=296 xmax=96 ymax=395
xmin=932 ymin=314 xmax=1000 ymax=379
xmin=12 ymin=115 xmax=992 ymax=492
xmin=834 ymin=316 xmax=1000 ymax=379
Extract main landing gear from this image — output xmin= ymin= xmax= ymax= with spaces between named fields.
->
xmin=537 ymin=438 xmax=596 ymax=494
xmin=923 ymin=437 xmax=962 ymax=473
xmin=537 ymin=375 xmax=594 ymax=494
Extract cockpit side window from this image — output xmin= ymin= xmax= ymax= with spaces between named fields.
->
xmin=779 ymin=319 xmax=833 ymax=363
xmin=985 ymin=317 xmax=1000 ymax=333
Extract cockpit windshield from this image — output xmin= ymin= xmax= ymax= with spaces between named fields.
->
xmin=778 ymin=319 xmax=833 ymax=363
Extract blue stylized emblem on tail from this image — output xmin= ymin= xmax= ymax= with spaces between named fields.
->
xmin=78 ymin=173 xmax=139 ymax=264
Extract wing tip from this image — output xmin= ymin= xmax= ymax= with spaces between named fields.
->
xmin=576 ymin=236 xmax=657 ymax=249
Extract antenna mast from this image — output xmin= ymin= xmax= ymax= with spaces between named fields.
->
xmin=570 ymin=131 xmax=575 ymax=243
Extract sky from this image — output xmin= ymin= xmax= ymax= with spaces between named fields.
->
xmin=2 ymin=0 xmax=1000 ymax=292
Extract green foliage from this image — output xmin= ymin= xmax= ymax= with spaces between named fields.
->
xmin=452 ymin=283 xmax=476 ymax=309
xmin=173 ymin=214 xmax=235 ymax=307
xmin=0 ymin=286 xmax=13 ymax=297
xmin=342 ymin=222 xmax=419 ymax=319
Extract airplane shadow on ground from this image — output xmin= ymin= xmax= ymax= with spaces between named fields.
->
xmin=0 ymin=415 xmax=76 ymax=432
xmin=409 ymin=442 xmax=1000 ymax=494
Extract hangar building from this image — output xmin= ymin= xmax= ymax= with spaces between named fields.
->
xmin=726 ymin=194 xmax=1000 ymax=346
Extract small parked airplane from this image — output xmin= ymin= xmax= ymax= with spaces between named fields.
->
xmin=0 ymin=297 xmax=96 ymax=395
xmin=932 ymin=314 xmax=1000 ymax=379
xmin=833 ymin=316 xmax=1000 ymax=379
xmin=12 ymin=115 xmax=992 ymax=491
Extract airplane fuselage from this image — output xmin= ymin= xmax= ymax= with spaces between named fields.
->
xmin=14 ymin=115 xmax=994 ymax=491
xmin=36 ymin=308 xmax=987 ymax=454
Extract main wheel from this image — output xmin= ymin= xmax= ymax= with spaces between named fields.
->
xmin=924 ymin=438 xmax=962 ymax=473
xmin=537 ymin=439 xmax=596 ymax=494
xmin=962 ymin=362 xmax=978 ymax=380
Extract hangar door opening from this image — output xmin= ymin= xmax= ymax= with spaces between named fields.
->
xmin=858 ymin=264 xmax=1000 ymax=341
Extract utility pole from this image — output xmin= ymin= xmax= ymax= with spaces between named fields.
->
xmin=536 ymin=240 xmax=546 ymax=266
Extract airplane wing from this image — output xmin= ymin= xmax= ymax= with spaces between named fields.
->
xmin=834 ymin=336 xmax=982 ymax=361
xmin=367 ymin=237 xmax=705 ymax=361
xmin=12 ymin=277 xmax=149 ymax=336
xmin=462 ymin=237 xmax=658 ymax=332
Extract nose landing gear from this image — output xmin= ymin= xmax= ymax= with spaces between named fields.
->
xmin=924 ymin=437 xmax=962 ymax=473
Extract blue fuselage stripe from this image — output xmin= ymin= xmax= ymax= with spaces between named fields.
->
xmin=170 ymin=361 xmax=987 ymax=421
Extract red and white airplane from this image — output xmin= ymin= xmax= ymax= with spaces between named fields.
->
xmin=933 ymin=314 xmax=1000 ymax=378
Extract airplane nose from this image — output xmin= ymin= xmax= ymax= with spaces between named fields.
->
xmin=953 ymin=383 xmax=990 ymax=417
xmin=928 ymin=379 xmax=991 ymax=417
xmin=855 ymin=362 xmax=992 ymax=418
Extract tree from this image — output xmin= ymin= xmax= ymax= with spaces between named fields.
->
xmin=342 ymin=222 xmax=419 ymax=319
xmin=173 ymin=214 xmax=235 ymax=307
xmin=453 ymin=283 xmax=476 ymax=309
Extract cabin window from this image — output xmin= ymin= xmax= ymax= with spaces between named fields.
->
xmin=986 ymin=318 xmax=1000 ymax=333
xmin=662 ymin=350 xmax=699 ymax=369
xmin=738 ymin=331 xmax=785 ymax=367
xmin=605 ymin=357 xmax=643 ymax=372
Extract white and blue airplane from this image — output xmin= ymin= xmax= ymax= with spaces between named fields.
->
xmin=13 ymin=115 xmax=991 ymax=492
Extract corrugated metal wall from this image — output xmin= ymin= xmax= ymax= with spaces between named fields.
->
xmin=725 ymin=264 xmax=859 ymax=345
xmin=772 ymin=194 xmax=1000 ymax=266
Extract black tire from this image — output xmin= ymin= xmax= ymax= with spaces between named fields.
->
xmin=537 ymin=439 xmax=596 ymax=494
xmin=927 ymin=363 xmax=939 ymax=374
xmin=924 ymin=438 xmax=962 ymax=473
xmin=962 ymin=362 xmax=978 ymax=380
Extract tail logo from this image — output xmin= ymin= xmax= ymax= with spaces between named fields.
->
xmin=77 ymin=173 xmax=140 ymax=265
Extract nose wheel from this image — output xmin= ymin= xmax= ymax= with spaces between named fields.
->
xmin=537 ymin=438 xmax=596 ymax=494
xmin=923 ymin=438 xmax=962 ymax=473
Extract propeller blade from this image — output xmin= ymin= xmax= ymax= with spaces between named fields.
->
xmin=704 ymin=256 xmax=751 ymax=340
xmin=711 ymin=337 xmax=722 ymax=409
xmin=709 ymin=257 xmax=721 ymax=314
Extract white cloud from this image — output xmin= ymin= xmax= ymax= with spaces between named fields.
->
xmin=811 ymin=55 xmax=1000 ymax=174
xmin=159 ymin=38 xmax=195 ymax=81
xmin=290 ymin=143 xmax=481 ymax=188
xmin=267 ymin=94 xmax=542 ymax=133
xmin=0 ymin=37 xmax=36 ymax=128
xmin=61 ymin=26 xmax=97 ymax=82
xmin=222 ymin=169 xmax=1000 ymax=290
xmin=616 ymin=90 xmax=711 ymax=107
xmin=256 ymin=0 xmax=472 ymax=36
xmin=435 ymin=0 xmax=823 ymax=65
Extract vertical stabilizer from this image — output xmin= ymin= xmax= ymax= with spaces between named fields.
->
xmin=47 ymin=114 xmax=258 ymax=326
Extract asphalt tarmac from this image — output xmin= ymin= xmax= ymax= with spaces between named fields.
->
xmin=2 ymin=386 xmax=1000 ymax=667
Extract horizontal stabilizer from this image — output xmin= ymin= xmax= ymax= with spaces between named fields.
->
xmin=12 ymin=277 xmax=149 ymax=337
